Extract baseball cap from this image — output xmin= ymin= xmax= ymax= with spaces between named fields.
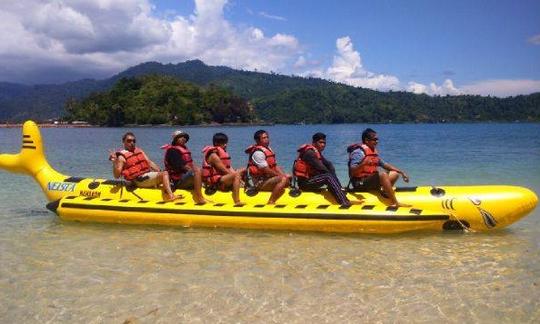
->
xmin=172 ymin=130 xmax=189 ymax=142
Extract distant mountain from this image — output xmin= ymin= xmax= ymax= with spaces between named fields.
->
xmin=0 ymin=60 xmax=353 ymax=122
xmin=0 ymin=79 xmax=110 ymax=121
xmin=1 ymin=60 xmax=539 ymax=123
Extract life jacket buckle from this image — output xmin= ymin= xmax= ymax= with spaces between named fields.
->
xmin=245 ymin=187 xmax=258 ymax=197
xmin=204 ymin=185 xmax=217 ymax=195
xmin=289 ymin=187 xmax=301 ymax=197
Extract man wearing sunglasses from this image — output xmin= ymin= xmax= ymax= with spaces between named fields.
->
xmin=347 ymin=128 xmax=410 ymax=208
xmin=109 ymin=132 xmax=180 ymax=201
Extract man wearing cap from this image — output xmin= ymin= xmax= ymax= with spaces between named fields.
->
xmin=162 ymin=130 xmax=207 ymax=204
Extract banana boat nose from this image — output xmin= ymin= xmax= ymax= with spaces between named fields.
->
xmin=524 ymin=187 xmax=538 ymax=213
xmin=491 ymin=186 xmax=538 ymax=228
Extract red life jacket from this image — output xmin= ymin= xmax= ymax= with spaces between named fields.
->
xmin=293 ymin=144 xmax=321 ymax=179
xmin=245 ymin=145 xmax=277 ymax=177
xmin=161 ymin=144 xmax=194 ymax=181
xmin=201 ymin=145 xmax=231 ymax=185
xmin=119 ymin=147 xmax=151 ymax=181
xmin=347 ymin=143 xmax=379 ymax=179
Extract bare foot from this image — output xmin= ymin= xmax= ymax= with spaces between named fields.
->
xmin=389 ymin=202 xmax=412 ymax=208
xmin=164 ymin=194 xmax=183 ymax=202
xmin=234 ymin=201 xmax=245 ymax=206
xmin=351 ymin=199 xmax=365 ymax=205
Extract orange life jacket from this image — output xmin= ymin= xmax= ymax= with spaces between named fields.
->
xmin=293 ymin=144 xmax=322 ymax=179
xmin=245 ymin=145 xmax=277 ymax=177
xmin=347 ymin=143 xmax=379 ymax=179
xmin=161 ymin=144 xmax=194 ymax=181
xmin=201 ymin=145 xmax=231 ymax=185
xmin=119 ymin=148 xmax=151 ymax=181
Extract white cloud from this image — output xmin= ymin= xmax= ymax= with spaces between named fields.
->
xmin=527 ymin=34 xmax=540 ymax=45
xmin=29 ymin=2 xmax=95 ymax=41
xmin=1 ymin=1 xmax=538 ymax=98
xmin=0 ymin=0 xmax=300 ymax=83
xmin=309 ymin=36 xmax=540 ymax=97
xmin=259 ymin=11 xmax=286 ymax=21
xmin=293 ymin=55 xmax=320 ymax=70
xmin=461 ymin=79 xmax=540 ymax=97
xmin=302 ymin=69 xmax=325 ymax=78
xmin=294 ymin=56 xmax=307 ymax=68
xmin=322 ymin=36 xmax=400 ymax=91
xmin=268 ymin=34 xmax=298 ymax=48
xmin=408 ymin=79 xmax=540 ymax=97
xmin=16 ymin=0 xmax=170 ymax=54
xmin=407 ymin=79 xmax=461 ymax=96
xmin=407 ymin=82 xmax=428 ymax=95
xmin=250 ymin=28 xmax=264 ymax=41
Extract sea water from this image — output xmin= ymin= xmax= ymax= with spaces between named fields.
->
xmin=1 ymin=123 xmax=539 ymax=322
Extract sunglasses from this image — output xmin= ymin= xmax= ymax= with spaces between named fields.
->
xmin=368 ymin=138 xmax=379 ymax=141
xmin=125 ymin=138 xmax=136 ymax=143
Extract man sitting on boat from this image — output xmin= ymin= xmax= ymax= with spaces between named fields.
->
xmin=348 ymin=128 xmax=410 ymax=208
xmin=162 ymin=130 xmax=207 ymax=204
xmin=202 ymin=133 xmax=244 ymax=206
xmin=294 ymin=132 xmax=351 ymax=207
xmin=245 ymin=130 xmax=291 ymax=205
xmin=109 ymin=132 xmax=180 ymax=201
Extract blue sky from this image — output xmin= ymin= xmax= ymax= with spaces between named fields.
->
xmin=1 ymin=0 xmax=539 ymax=96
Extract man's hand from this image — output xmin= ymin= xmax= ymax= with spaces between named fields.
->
xmin=108 ymin=150 xmax=116 ymax=162
xmin=401 ymin=171 xmax=409 ymax=183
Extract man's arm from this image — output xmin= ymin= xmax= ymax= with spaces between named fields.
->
xmin=208 ymin=152 xmax=232 ymax=174
xmin=142 ymin=152 xmax=161 ymax=172
xmin=252 ymin=151 xmax=281 ymax=177
xmin=303 ymin=149 xmax=330 ymax=174
xmin=382 ymin=162 xmax=409 ymax=182
xmin=321 ymin=156 xmax=336 ymax=175
xmin=275 ymin=166 xmax=287 ymax=176
xmin=112 ymin=155 xmax=125 ymax=179
xmin=349 ymin=149 xmax=366 ymax=174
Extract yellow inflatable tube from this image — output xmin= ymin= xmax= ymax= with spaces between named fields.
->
xmin=1 ymin=121 xmax=537 ymax=233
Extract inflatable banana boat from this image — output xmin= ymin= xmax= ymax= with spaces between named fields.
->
xmin=0 ymin=121 xmax=537 ymax=233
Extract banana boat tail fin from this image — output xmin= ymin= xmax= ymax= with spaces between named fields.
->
xmin=0 ymin=121 xmax=68 ymax=201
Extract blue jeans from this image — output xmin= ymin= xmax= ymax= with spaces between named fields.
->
xmin=172 ymin=170 xmax=195 ymax=189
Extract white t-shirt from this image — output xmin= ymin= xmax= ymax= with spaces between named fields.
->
xmin=251 ymin=150 xmax=269 ymax=168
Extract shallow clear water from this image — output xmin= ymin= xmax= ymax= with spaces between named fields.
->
xmin=1 ymin=123 xmax=539 ymax=322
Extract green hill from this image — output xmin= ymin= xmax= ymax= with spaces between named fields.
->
xmin=65 ymin=75 xmax=254 ymax=126
xmin=1 ymin=60 xmax=539 ymax=123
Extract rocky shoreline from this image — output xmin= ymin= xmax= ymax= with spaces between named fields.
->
xmin=0 ymin=123 xmax=92 ymax=128
xmin=0 ymin=121 xmax=273 ymax=128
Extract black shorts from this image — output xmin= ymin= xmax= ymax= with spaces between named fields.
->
xmin=351 ymin=172 xmax=380 ymax=191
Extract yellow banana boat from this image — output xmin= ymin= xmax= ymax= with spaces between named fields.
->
xmin=0 ymin=121 xmax=537 ymax=233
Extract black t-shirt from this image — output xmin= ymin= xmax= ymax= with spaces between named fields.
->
xmin=302 ymin=149 xmax=336 ymax=176
xmin=165 ymin=149 xmax=187 ymax=173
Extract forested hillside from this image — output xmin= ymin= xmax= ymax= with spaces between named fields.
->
xmin=1 ymin=60 xmax=539 ymax=123
xmin=65 ymin=75 xmax=254 ymax=126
